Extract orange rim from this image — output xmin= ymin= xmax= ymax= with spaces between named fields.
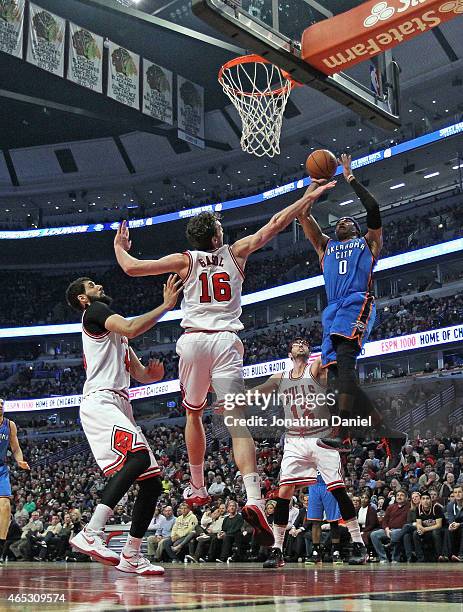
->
xmin=218 ymin=54 xmax=300 ymax=97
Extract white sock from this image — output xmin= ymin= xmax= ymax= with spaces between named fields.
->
xmin=345 ymin=518 xmax=363 ymax=544
xmin=87 ymin=504 xmax=113 ymax=532
xmin=190 ymin=463 xmax=205 ymax=489
xmin=273 ymin=524 xmax=286 ymax=551
xmin=243 ymin=472 xmax=261 ymax=502
xmin=123 ymin=535 xmax=142 ymax=557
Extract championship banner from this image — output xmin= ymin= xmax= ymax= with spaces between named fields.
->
xmin=26 ymin=3 xmax=65 ymax=77
xmin=0 ymin=0 xmax=25 ymax=58
xmin=107 ymin=41 xmax=140 ymax=110
xmin=302 ymin=0 xmax=463 ymax=76
xmin=142 ymin=59 xmax=173 ymax=125
xmin=177 ymin=75 xmax=205 ymax=149
xmin=67 ymin=22 xmax=103 ymax=93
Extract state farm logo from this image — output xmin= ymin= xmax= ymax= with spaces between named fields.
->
xmin=364 ymin=2 xmax=395 ymax=27
xmin=439 ymin=0 xmax=463 ymax=13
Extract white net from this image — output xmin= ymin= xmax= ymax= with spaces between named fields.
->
xmin=219 ymin=55 xmax=296 ymax=158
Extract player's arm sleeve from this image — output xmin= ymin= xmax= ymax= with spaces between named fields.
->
xmin=83 ymin=302 xmax=117 ymax=334
xmin=348 ymin=178 xmax=381 ymax=229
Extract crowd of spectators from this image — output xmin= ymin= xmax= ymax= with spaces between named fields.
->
xmin=2 ymin=194 xmax=462 ymax=327
xmin=2 ymin=415 xmax=463 ymax=565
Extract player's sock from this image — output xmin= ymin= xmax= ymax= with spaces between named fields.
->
xmin=87 ymin=504 xmax=113 ymax=532
xmin=243 ymin=472 xmax=261 ymax=502
xmin=273 ymin=524 xmax=286 ymax=551
xmin=344 ymin=518 xmax=363 ymax=544
xmin=190 ymin=463 xmax=205 ymax=489
xmin=0 ymin=539 xmax=5 ymax=559
xmin=122 ymin=535 xmax=142 ymax=557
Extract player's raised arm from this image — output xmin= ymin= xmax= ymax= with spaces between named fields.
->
xmin=296 ymin=184 xmax=331 ymax=260
xmin=9 ymin=421 xmax=30 ymax=470
xmin=231 ymin=181 xmax=335 ymax=263
xmin=114 ymin=220 xmax=189 ymax=278
xmin=105 ymin=274 xmax=182 ymax=339
xmin=248 ymin=373 xmax=283 ymax=398
xmin=339 ymin=153 xmax=383 ymax=259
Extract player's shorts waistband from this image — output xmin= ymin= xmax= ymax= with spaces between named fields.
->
xmin=82 ymin=388 xmax=130 ymax=401
xmin=327 ymin=291 xmax=374 ymax=305
xmin=183 ymin=329 xmax=237 ymax=335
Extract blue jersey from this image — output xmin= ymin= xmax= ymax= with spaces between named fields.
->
xmin=0 ymin=418 xmax=10 ymax=467
xmin=321 ymin=237 xmax=375 ymax=302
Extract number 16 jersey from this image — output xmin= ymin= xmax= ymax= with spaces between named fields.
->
xmin=321 ymin=237 xmax=375 ymax=302
xmin=180 ymin=244 xmax=244 ymax=332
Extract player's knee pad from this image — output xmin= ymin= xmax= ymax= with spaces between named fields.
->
xmin=274 ymin=497 xmax=291 ymax=526
xmin=330 ymin=488 xmax=356 ymax=522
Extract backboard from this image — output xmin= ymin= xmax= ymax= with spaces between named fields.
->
xmin=192 ymin=0 xmax=401 ymax=129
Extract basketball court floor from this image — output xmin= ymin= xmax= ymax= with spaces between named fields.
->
xmin=1 ymin=563 xmax=463 ymax=611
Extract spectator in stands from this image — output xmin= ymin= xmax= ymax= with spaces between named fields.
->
xmin=355 ymin=493 xmax=379 ymax=548
xmin=444 ymin=485 xmax=463 ymax=562
xmin=34 ymin=515 xmax=62 ymax=561
xmin=186 ymin=504 xmax=226 ymax=563
xmin=208 ymin=475 xmax=226 ymax=498
xmin=10 ymin=510 xmax=43 ymax=560
xmin=370 ymin=490 xmax=409 ymax=563
xmin=162 ymin=503 xmax=198 ymax=563
xmin=413 ymin=491 xmax=444 ymax=562
xmin=1 ymin=516 xmax=23 ymax=561
xmin=55 ymin=513 xmax=73 ymax=561
xmin=216 ymin=500 xmax=244 ymax=563
xmin=285 ymin=494 xmax=308 ymax=562
xmin=400 ymin=491 xmax=421 ymax=563
xmin=147 ymin=506 xmax=175 ymax=561
xmin=14 ymin=502 xmax=29 ymax=524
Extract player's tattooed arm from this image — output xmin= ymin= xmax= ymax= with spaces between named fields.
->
xmin=339 ymin=153 xmax=383 ymax=259
xmin=128 ymin=348 xmax=165 ymax=383
xmin=114 ymin=220 xmax=189 ymax=278
xmin=9 ymin=421 xmax=30 ymax=470
xmin=105 ymin=274 xmax=183 ymax=339
xmin=232 ymin=181 xmax=336 ymax=264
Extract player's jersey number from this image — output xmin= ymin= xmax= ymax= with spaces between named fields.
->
xmin=199 ymin=272 xmax=232 ymax=303
xmin=338 ymin=260 xmax=348 ymax=275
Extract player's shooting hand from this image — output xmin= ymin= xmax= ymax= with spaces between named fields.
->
xmin=114 ymin=220 xmax=132 ymax=252
xmin=162 ymin=274 xmax=183 ymax=310
xmin=18 ymin=460 xmax=30 ymax=470
xmin=144 ymin=359 xmax=164 ymax=383
xmin=337 ymin=153 xmax=353 ymax=181
xmin=310 ymin=180 xmax=337 ymax=201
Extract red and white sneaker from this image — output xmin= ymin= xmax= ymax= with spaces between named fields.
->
xmin=70 ymin=527 xmax=120 ymax=566
xmin=183 ymin=484 xmax=211 ymax=507
xmin=242 ymin=499 xmax=274 ymax=547
xmin=116 ymin=552 xmax=165 ymax=576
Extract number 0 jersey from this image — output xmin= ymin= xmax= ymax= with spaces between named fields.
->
xmin=82 ymin=306 xmax=130 ymax=397
xmin=180 ymin=244 xmax=244 ymax=332
xmin=321 ymin=237 xmax=375 ymax=303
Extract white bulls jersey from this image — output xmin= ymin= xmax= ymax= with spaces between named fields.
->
xmin=82 ymin=317 xmax=131 ymax=397
xmin=180 ymin=244 xmax=244 ymax=332
xmin=277 ymin=363 xmax=332 ymax=437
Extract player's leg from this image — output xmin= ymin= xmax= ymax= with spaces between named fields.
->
xmin=306 ymin=484 xmax=323 ymax=564
xmin=0 ymin=495 xmax=11 ymax=562
xmin=176 ymin=333 xmax=213 ymax=504
xmin=321 ymin=488 xmax=343 ymax=563
xmin=313 ymin=439 xmax=368 ymax=564
xmin=263 ymin=483 xmax=294 ymax=568
xmin=329 ymin=522 xmax=343 ymax=564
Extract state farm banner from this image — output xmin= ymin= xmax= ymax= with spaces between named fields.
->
xmin=302 ymin=0 xmax=463 ymax=76
xmin=68 ymin=22 xmax=103 ymax=93
xmin=27 ymin=3 xmax=65 ymax=76
xmin=107 ymin=41 xmax=140 ymax=109
xmin=177 ymin=75 xmax=205 ymax=149
xmin=0 ymin=0 xmax=25 ymax=58
xmin=142 ymin=60 xmax=173 ymax=125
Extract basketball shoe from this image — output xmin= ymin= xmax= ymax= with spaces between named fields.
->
xmin=242 ymin=499 xmax=274 ymax=547
xmin=263 ymin=548 xmax=285 ymax=569
xmin=117 ymin=551 xmax=165 ymax=575
xmin=348 ymin=542 xmax=368 ymax=565
xmin=70 ymin=527 xmax=120 ymax=566
xmin=183 ymin=483 xmax=211 ymax=507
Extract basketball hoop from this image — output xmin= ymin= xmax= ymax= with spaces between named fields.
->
xmin=218 ymin=54 xmax=299 ymax=158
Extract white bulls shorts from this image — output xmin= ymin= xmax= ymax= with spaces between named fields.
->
xmin=279 ymin=436 xmax=345 ymax=491
xmin=80 ymin=390 xmax=161 ymax=480
xmin=176 ymin=331 xmax=245 ymax=411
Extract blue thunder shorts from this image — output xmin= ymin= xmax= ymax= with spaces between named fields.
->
xmin=321 ymin=292 xmax=376 ymax=367
xmin=307 ymin=479 xmax=341 ymax=522
xmin=0 ymin=465 xmax=11 ymax=497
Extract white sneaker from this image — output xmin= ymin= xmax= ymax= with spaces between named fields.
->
xmin=70 ymin=527 xmax=120 ymax=566
xmin=183 ymin=484 xmax=211 ymax=507
xmin=116 ymin=552 xmax=165 ymax=576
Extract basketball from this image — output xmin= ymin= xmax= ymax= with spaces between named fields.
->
xmin=305 ymin=149 xmax=338 ymax=181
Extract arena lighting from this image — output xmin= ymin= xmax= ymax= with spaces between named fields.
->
xmin=424 ymin=172 xmax=440 ymax=179
xmin=4 ymin=322 xmax=463 ymax=413
xmin=453 ymin=164 xmax=463 ymax=170
xmin=390 ymin=183 xmax=405 ymax=189
xmin=1 ymin=120 xmax=462 ymax=240
xmin=339 ymin=199 xmax=354 ymax=206
xmin=2 ymin=237 xmax=463 ymax=339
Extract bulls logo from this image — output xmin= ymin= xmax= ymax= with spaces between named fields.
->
xmin=112 ymin=427 xmax=135 ymax=455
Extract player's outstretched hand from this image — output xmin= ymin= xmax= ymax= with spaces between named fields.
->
xmin=338 ymin=153 xmax=353 ymax=181
xmin=309 ymin=179 xmax=337 ymax=202
xmin=163 ymin=274 xmax=183 ymax=310
xmin=114 ymin=220 xmax=132 ymax=252
xmin=18 ymin=460 xmax=30 ymax=470
xmin=144 ymin=358 xmax=165 ymax=383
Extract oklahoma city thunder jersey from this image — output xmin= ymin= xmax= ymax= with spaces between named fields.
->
xmin=0 ymin=418 xmax=10 ymax=467
xmin=322 ymin=237 xmax=375 ymax=302
xmin=181 ymin=244 xmax=244 ymax=331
